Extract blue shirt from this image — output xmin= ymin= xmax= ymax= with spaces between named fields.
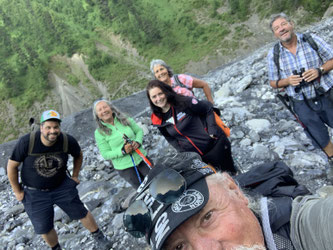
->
xmin=267 ymin=33 xmax=333 ymax=100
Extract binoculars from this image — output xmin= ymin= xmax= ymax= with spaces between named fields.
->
xmin=292 ymin=67 xmax=313 ymax=93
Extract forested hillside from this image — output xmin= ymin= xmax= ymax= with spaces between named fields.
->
xmin=0 ymin=0 xmax=332 ymax=142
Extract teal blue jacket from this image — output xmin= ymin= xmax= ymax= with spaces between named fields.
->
xmin=94 ymin=117 xmax=146 ymax=170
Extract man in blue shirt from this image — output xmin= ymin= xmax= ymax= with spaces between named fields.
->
xmin=267 ymin=13 xmax=333 ymax=179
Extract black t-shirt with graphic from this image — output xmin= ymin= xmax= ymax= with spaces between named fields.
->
xmin=10 ymin=131 xmax=81 ymax=189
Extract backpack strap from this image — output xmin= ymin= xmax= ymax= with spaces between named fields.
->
xmin=174 ymin=74 xmax=194 ymax=94
xmin=28 ymin=131 xmax=68 ymax=155
xmin=28 ymin=131 xmax=36 ymax=155
xmin=273 ymin=42 xmax=281 ymax=81
xmin=302 ymin=33 xmax=318 ymax=51
xmin=302 ymin=33 xmax=323 ymax=62
xmin=174 ymin=74 xmax=185 ymax=88
xmin=62 ymin=132 xmax=68 ymax=153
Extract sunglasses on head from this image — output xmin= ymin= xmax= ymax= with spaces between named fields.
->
xmin=123 ymin=168 xmax=187 ymax=238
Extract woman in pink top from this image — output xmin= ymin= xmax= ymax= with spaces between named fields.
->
xmin=150 ymin=59 xmax=214 ymax=104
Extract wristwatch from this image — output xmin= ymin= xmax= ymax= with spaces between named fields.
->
xmin=320 ymin=66 xmax=325 ymax=74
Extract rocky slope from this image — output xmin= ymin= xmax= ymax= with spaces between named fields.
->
xmin=1 ymin=16 xmax=333 ymax=250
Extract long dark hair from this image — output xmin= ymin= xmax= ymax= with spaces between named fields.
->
xmin=146 ymin=80 xmax=190 ymax=117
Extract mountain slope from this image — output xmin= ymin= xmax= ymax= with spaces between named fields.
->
xmin=0 ymin=0 xmax=332 ymax=142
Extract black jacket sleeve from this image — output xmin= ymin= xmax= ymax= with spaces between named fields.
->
xmin=158 ymin=127 xmax=185 ymax=152
xmin=186 ymin=98 xmax=220 ymax=137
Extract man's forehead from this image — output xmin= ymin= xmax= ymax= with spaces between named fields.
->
xmin=42 ymin=120 xmax=60 ymax=127
xmin=272 ymin=17 xmax=288 ymax=27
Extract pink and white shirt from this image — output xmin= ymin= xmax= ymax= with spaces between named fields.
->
xmin=170 ymin=74 xmax=194 ymax=97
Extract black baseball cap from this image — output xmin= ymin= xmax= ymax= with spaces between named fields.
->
xmin=128 ymin=152 xmax=216 ymax=250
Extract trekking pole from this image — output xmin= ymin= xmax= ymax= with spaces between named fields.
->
xmin=129 ymin=153 xmax=142 ymax=184
xmin=276 ymin=93 xmax=330 ymax=158
xmin=134 ymin=148 xmax=153 ymax=169
xmin=123 ymin=134 xmax=153 ymax=169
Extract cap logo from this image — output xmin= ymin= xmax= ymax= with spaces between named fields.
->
xmin=171 ymin=189 xmax=204 ymax=213
xmin=48 ymin=111 xmax=58 ymax=117
xmin=41 ymin=110 xmax=61 ymax=123
xmin=176 ymin=112 xmax=186 ymax=121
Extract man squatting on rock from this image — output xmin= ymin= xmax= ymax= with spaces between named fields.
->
xmin=267 ymin=13 xmax=333 ymax=176
xmin=123 ymin=152 xmax=333 ymax=250
xmin=7 ymin=110 xmax=113 ymax=250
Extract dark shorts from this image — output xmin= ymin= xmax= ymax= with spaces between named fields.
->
xmin=293 ymin=94 xmax=333 ymax=148
xmin=22 ymin=176 xmax=88 ymax=234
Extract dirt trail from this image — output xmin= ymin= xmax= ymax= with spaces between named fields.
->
xmin=69 ymin=54 xmax=110 ymax=97
xmin=50 ymin=73 xmax=87 ymax=116
xmin=48 ymin=53 xmax=112 ymax=117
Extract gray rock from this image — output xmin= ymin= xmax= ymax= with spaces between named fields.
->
xmin=1 ymin=15 xmax=333 ymax=250
xmin=251 ymin=143 xmax=272 ymax=160
xmin=246 ymin=119 xmax=271 ymax=133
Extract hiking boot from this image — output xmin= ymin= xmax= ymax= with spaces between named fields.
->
xmin=92 ymin=229 xmax=113 ymax=250
xmin=51 ymin=243 xmax=62 ymax=250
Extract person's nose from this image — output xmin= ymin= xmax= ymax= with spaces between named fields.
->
xmin=156 ymin=95 xmax=161 ymax=102
xmin=50 ymin=127 xmax=57 ymax=133
xmin=101 ymin=107 xmax=108 ymax=113
xmin=279 ymin=26 xmax=286 ymax=33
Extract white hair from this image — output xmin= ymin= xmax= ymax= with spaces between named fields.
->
xmin=206 ymin=172 xmax=261 ymax=214
xmin=149 ymin=59 xmax=174 ymax=78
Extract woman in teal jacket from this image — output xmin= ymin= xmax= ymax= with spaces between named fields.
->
xmin=93 ymin=100 xmax=153 ymax=188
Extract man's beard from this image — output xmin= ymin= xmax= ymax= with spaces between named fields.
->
xmin=43 ymin=133 xmax=59 ymax=143
xmin=279 ymin=31 xmax=293 ymax=43
xmin=233 ymin=245 xmax=266 ymax=250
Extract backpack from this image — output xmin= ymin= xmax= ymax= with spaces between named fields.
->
xmin=174 ymin=74 xmax=230 ymax=137
xmin=28 ymin=130 xmax=68 ymax=156
xmin=29 ymin=117 xmax=40 ymax=132
xmin=273 ymin=33 xmax=322 ymax=80
xmin=234 ymin=161 xmax=310 ymax=199
xmin=234 ymin=161 xmax=311 ymax=249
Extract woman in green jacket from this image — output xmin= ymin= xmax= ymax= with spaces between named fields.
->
xmin=93 ymin=100 xmax=153 ymax=188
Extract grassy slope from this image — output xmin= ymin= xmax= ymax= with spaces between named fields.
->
xmin=0 ymin=0 xmax=332 ymax=143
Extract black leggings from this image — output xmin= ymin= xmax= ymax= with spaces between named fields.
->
xmin=117 ymin=157 xmax=153 ymax=189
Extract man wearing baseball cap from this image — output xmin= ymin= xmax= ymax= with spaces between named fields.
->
xmin=123 ymin=152 xmax=333 ymax=250
xmin=7 ymin=110 xmax=112 ymax=250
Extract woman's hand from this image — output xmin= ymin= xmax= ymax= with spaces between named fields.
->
xmin=131 ymin=141 xmax=140 ymax=150
xmin=124 ymin=143 xmax=133 ymax=154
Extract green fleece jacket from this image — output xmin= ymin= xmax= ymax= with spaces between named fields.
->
xmin=94 ymin=117 xmax=147 ymax=170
